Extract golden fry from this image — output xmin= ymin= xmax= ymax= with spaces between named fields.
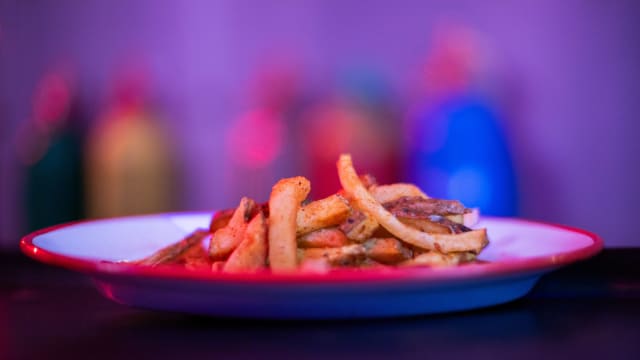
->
xmin=360 ymin=257 xmax=391 ymax=269
xmin=384 ymin=197 xmax=467 ymax=218
xmin=301 ymin=244 xmax=365 ymax=266
xmin=209 ymin=197 xmax=256 ymax=261
xmin=224 ymin=212 xmax=268 ymax=273
xmin=400 ymin=251 xmax=474 ymax=267
xmin=339 ymin=210 xmax=379 ymax=242
xmin=446 ymin=214 xmax=464 ymax=224
xmin=462 ymin=208 xmax=480 ymax=227
xmin=370 ymin=183 xmax=428 ymax=203
xmin=299 ymin=257 xmax=331 ymax=273
xmin=183 ymin=252 xmax=211 ymax=270
xmin=337 ymin=154 xmax=488 ymax=254
xmin=296 ymin=194 xmax=351 ymax=235
xmin=268 ymin=176 xmax=311 ymax=272
xmin=138 ymin=229 xmax=209 ymax=266
xmin=443 ymin=208 xmax=479 ymax=226
xmin=209 ymin=208 xmax=234 ymax=233
xmin=211 ymin=261 xmax=226 ymax=272
xmin=181 ymin=236 xmax=211 ymax=270
xmin=399 ymin=218 xmax=452 ymax=234
xmin=297 ymin=227 xmax=349 ymax=248
xmin=363 ymin=237 xmax=413 ymax=264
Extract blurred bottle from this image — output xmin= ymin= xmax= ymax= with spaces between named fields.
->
xmin=15 ymin=69 xmax=85 ymax=231
xmin=85 ymin=63 xmax=175 ymax=218
xmin=225 ymin=60 xmax=305 ymax=202
xmin=407 ymin=25 xmax=518 ymax=216
xmin=302 ymin=67 xmax=402 ymax=198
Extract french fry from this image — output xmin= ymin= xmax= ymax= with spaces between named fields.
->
xmin=224 ymin=212 xmax=268 ymax=273
xmin=180 ymin=235 xmax=211 ymax=270
xmin=211 ymin=261 xmax=226 ymax=272
xmin=399 ymin=218 xmax=451 ymax=234
xmin=337 ymin=174 xmax=377 ymax=199
xmin=400 ymin=251 xmax=473 ymax=267
xmin=268 ymin=176 xmax=311 ymax=272
xmin=299 ymin=257 xmax=331 ymax=273
xmin=138 ymin=229 xmax=209 ymax=266
xmin=370 ymin=183 xmax=428 ymax=203
xmin=361 ymin=174 xmax=378 ymax=187
xmin=209 ymin=208 xmax=234 ymax=233
xmin=339 ymin=210 xmax=379 ymax=242
xmin=296 ymin=194 xmax=351 ymax=235
xmin=462 ymin=208 xmax=480 ymax=227
xmin=183 ymin=249 xmax=212 ymax=270
xmin=446 ymin=214 xmax=464 ymax=224
xmin=301 ymin=244 xmax=365 ymax=266
xmin=435 ymin=208 xmax=479 ymax=226
xmin=360 ymin=257 xmax=391 ymax=269
xmin=209 ymin=197 xmax=256 ymax=261
xmin=363 ymin=237 xmax=413 ymax=264
xmin=337 ymin=154 xmax=488 ymax=254
xmin=297 ymin=227 xmax=349 ymax=248
xmin=383 ymin=197 xmax=467 ymax=217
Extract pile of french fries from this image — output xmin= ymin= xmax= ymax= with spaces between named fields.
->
xmin=135 ymin=154 xmax=489 ymax=273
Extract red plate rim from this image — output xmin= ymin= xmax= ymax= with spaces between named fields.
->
xmin=19 ymin=214 xmax=603 ymax=285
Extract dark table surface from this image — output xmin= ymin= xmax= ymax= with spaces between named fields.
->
xmin=2 ymin=249 xmax=639 ymax=360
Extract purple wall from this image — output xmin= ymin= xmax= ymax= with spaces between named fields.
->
xmin=1 ymin=0 xmax=639 ymax=247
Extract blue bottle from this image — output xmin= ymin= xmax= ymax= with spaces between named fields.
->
xmin=408 ymin=94 xmax=518 ymax=216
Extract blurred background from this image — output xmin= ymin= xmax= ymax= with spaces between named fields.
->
xmin=1 ymin=0 xmax=639 ymax=249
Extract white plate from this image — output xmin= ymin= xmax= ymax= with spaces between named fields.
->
xmin=21 ymin=213 xmax=602 ymax=319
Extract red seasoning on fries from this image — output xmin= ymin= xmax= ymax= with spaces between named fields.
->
xmin=134 ymin=154 xmax=489 ymax=272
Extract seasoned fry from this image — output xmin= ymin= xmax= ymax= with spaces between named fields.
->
xmin=209 ymin=208 xmax=234 ymax=233
xmin=359 ymin=174 xmax=378 ymax=188
xmin=359 ymin=257 xmax=391 ymax=269
xmin=224 ymin=212 xmax=268 ymax=273
xmin=296 ymin=194 xmax=351 ymax=235
xmin=138 ymin=229 xmax=209 ymax=266
xmin=444 ymin=208 xmax=479 ymax=226
xmin=339 ymin=210 xmax=379 ymax=242
xmin=400 ymin=216 xmax=471 ymax=234
xmin=383 ymin=196 xmax=467 ymax=218
xmin=338 ymin=174 xmax=378 ymax=198
xmin=462 ymin=208 xmax=480 ymax=227
xmin=370 ymin=183 xmax=428 ymax=203
xmin=268 ymin=176 xmax=311 ymax=272
xmin=363 ymin=237 xmax=413 ymax=264
xmin=211 ymin=261 xmax=226 ymax=272
xmin=299 ymin=257 xmax=331 ymax=273
xmin=400 ymin=251 xmax=474 ymax=267
xmin=446 ymin=214 xmax=464 ymax=224
xmin=337 ymin=154 xmax=488 ymax=254
xmin=297 ymin=227 xmax=349 ymax=248
xmin=301 ymin=244 xmax=365 ymax=266
xmin=184 ymin=256 xmax=211 ymax=270
xmin=209 ymin=197 xmax=257 ymax=261
xmin=181 ymin=236 xmax=211 ymax=270
xmin=400 ymin=217 xmax=451 ymax=234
